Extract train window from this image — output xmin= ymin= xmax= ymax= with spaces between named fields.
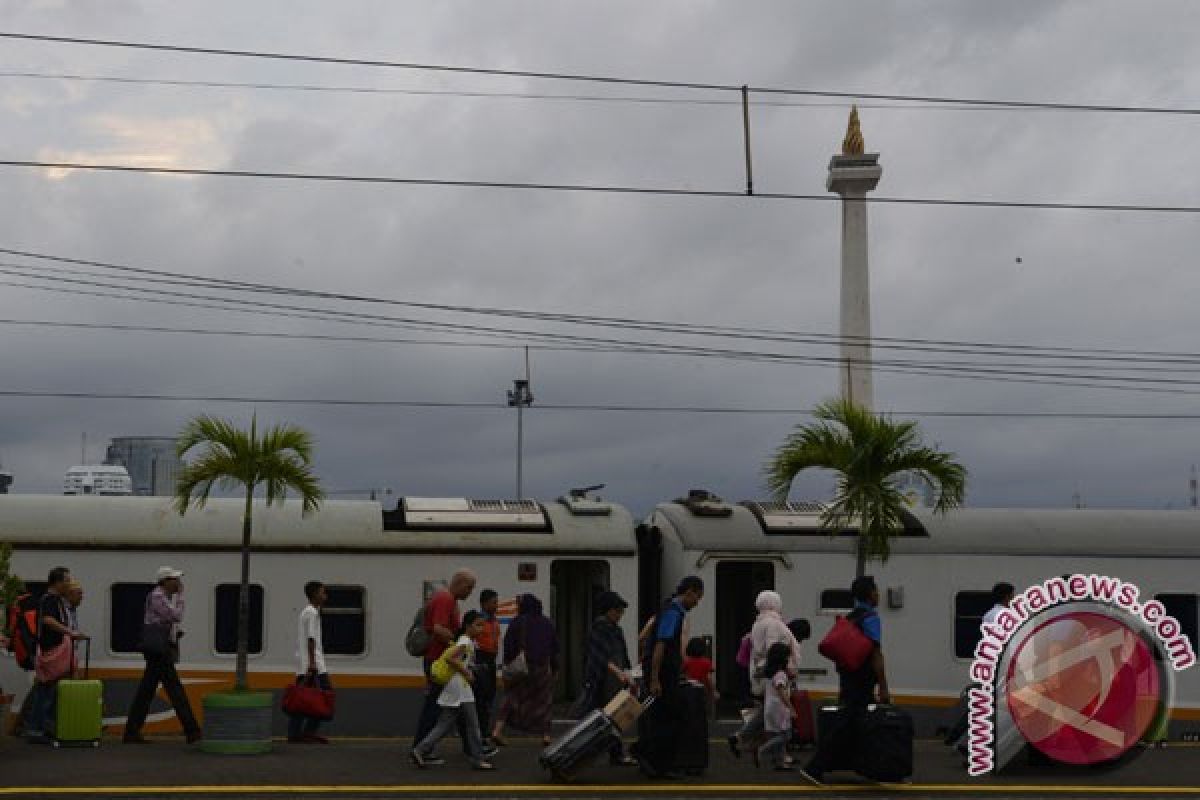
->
xmin=819 ymin=589 xmax=853 ymax=613
xmin=1155 ymin=594 xmax=1199 ymax=652
xmin=954 ymin=591 xmax=994 ymax=659
xmin=321 ymin=586 xmax=366 ymax=656
xmin=214 ymin=584 xmax=265 ymax=655
xmin=110 ymin=583 xmax=155 ymax=653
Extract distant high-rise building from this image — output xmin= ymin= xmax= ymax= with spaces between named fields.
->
xmin=104 ymin=436 xmax=182 ymax=496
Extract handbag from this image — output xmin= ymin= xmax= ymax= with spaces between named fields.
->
xmin=33 ymin=596 xmax=75 ymax=683
xmin=139 ymin=623 xmax=172 ymax=659
xmin=501 ymin=619 xmax=530 ymax=685
xmin=818 ymin=613 xmax=875 ymax=672
xmin=282 ymin=675 xmax=335 ymax=721
xmin=430 ymin=649 xmax=456 ymax=685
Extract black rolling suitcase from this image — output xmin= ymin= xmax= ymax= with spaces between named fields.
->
xmin=815 ymin=703 xmax=858 ymax=772
xmin=673 ymin=681 xmax=709 ymax=775
xmin=540 ymin=709 xmax=619 ymax=782
xmin=857 ymin=704 xmax=914 ymax=782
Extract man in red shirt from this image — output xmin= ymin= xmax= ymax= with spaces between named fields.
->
xmin=412 ymin=569 xmax=477 ymax=759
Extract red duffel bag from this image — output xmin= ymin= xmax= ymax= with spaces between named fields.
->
xmin=282 ymin=677 xmax=335 ymax=720
xmin=818 ymin=615 xmax=874 ymax=672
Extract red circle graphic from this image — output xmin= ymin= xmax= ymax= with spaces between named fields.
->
xmin=1005 ymin=611 xmax=1161 ymax=765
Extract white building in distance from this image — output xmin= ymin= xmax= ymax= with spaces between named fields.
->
xmin=63 ymin=465 xmax=133 ymax=496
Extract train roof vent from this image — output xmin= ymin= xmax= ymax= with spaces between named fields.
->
xmin=676 ymin=489 xmax=733 ymax=518
xmin=558 ymin=486 xmax=613 ymax=516
xmin=741 ymin=500 xmax=828 ymax=533
xmin=399 ymin=497 xmax=549 ymax=531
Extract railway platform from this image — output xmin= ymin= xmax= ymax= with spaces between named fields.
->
xmin=4 ymin=735 xmax=1200 ymax=799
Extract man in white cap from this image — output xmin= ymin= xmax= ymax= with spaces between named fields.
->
xmin=123 ymin=566 xmax=201 ymax=744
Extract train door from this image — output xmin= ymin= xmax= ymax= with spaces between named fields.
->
xmin=715 ymin=560 xmax=775 ymax=712
xmin=550 ymin=559 xmax=610 ymax=702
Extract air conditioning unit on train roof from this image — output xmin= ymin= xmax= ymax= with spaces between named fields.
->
xmin=400 ymin=497 xmax=548 ymax=530
xmin=558 ymin=484 xmax=613 ymax=516
xmin=741 ymin=500 xmax=829 ymax=533
xmin=676 ymin=489 xmax=733 ymax=517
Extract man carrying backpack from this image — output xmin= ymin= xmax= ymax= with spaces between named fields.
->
xmin=801 ymin=575 xmax=890 ymax=785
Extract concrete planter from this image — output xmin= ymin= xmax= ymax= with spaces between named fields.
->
xmin=200 ymin=691 xmax=273 ymax=754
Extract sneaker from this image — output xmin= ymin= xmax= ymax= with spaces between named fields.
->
xmin=473 ymin=761 xmax=496 ymax=771
xmin=481 ymin=745 xmax=499 ymax=759
xmin=423 ymin=755 xmax=446 ymax=766
xmin=409 ymin=750 xmax=428 ymax=769
xmin=726 ymin=734 xmax=741 ymax=758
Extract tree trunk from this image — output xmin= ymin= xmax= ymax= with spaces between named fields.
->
xmin=855 ymin=533 xmax=867 ymax=579
xmin=236 ymin=487 xmax=253 ymax=691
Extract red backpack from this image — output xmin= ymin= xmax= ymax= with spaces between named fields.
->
xmin=6 ymin=593 xmax=40 ymax=671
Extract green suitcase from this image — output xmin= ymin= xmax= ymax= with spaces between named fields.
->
xmin=55 ymin=641 xmax=102 ymax=747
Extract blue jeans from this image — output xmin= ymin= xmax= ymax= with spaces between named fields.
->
xmin=287 ymin=673 xmax=332 ymax=740
xmin=414 ymin=660 xmax=467 ymax=752
xmin=759 ymin=729 xmax=792 ymax=767
xmin=25 ymin=681 xmax=56 ymax=736
xmin=415 ymin=702 xmax=485 ymax=766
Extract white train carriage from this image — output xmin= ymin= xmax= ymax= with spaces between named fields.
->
xmin=641 ymin=490 xmax=1200 ymax=736
xmin=0 ymin=492 xmax=637 ymax=735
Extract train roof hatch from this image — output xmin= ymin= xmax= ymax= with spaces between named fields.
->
xmin=740 ymin=500 xmax=828 ymax=533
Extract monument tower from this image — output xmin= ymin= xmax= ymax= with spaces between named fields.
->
xmin=827 ymin=107 xmax=882 ymax=410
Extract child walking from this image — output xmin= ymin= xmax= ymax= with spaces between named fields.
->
xmin=758 ymin=642 xmax=795 ymax=771
xmin=411 ymin=610 xmax=496 ymax=771
xmin=682 ymin=637 xmax=719 ymax=712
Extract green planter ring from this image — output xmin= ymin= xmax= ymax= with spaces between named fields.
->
xmin=201 ymin=691 xmax=273 ymax=754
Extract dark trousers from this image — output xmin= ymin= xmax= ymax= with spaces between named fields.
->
xmin=287 ymin=673 xmax=333 ymax=740
xmin=474 ymin=652 xmax=497 ymax=739
xmin=806 ymin=670 xmax=876 ymax=776
xmin=125 ymin=655 xmax=200 ymax=738
xmin=633 ymin=679 xmax=683 ymax=775
xmin=414 ymin=659 xmax=468 ymax=750
xmin=25 ymin=681 xmax=57 ymax=736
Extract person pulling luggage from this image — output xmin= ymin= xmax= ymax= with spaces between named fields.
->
xmin=801 ymin=575 xmax=891 ymax=785
xmin=630 ymin=575 xmax=704 ymax=779
xmin=580 ymin=590 xmax=637 ymax=766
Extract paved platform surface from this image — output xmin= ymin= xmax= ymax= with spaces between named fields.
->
xmin=3 ymin=736 xmax=1200 ymax=798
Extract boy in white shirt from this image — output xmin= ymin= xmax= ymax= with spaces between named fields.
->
xmin=288 ymin=581 xmax=332 ymax=744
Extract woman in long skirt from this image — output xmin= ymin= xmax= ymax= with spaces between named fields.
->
xmin=492 ymin=594 xmax=558 ymax=746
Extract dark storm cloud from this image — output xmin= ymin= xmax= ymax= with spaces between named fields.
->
xmin=1 ymin=1 xmax=1199 ymax=512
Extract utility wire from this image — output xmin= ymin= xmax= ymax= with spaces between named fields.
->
xmin=4 ymin=159 xmax=1200 ymax=215
xmin=0 ymin=387 xmax=1198 ymax=419
xmin=0 ymin=69 xmax=1095 ymax=113
xmin=3 ymin=31 xmax=1199 ymax=115
xmin=8 ymin=244 xmax=1200 ymax=366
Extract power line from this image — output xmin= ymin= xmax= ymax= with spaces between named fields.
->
xmin=4 ymin=159 xmax=1200 ymax=215
xmin=9 ymin=244 xmax=1200 ymax=366
xmin=0 ymin=69 xmax=1103 ymax=113
xmin=3 ymin=31 xmax=1200 ymax=116
xmin=0 ymin=387 xmax=1197 ymax=420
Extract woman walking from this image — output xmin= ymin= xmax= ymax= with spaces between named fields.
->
xmin=492 ymin=594 xmax=558 ymax=746
xmin=727 ymin=590 xmax=802 ymax=758
xmin=580 ymin=591 xmax=636 ymax=766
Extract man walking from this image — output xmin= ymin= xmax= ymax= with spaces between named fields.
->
xmin=124 ymin=567 xmax=201 ymax=744
xmin=632 ymin=575 xmax=704 ymax=779
xmin=801 ymin=575 xmax=890 ymax=785
xmin=412 ymin=569 xmax=485 ymax=761
xmin=26 ymin=567 xmax=86 ymax=742
xmin=289 ymin=581 xmax=333 ymax=743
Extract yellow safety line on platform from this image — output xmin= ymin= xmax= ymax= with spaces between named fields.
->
xmin=6 ymin=786 xmax=1200 ymax=796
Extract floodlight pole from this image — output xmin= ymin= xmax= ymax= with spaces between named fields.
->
xmin=507 ymin=348 xmax=534 ymax=499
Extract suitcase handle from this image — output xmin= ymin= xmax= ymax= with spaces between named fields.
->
xmin=76 ymin=637 xmax=89 ymax=679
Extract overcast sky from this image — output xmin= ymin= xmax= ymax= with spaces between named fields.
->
xmin=1 ymin=1 xmax=1199 ymax=515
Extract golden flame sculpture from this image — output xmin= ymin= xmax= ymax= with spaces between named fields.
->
xmin=842 ymin=105 xmax=865 ymax=155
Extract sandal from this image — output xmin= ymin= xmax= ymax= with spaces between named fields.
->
xmin=490 ymin=734 xmax=507 ymax=746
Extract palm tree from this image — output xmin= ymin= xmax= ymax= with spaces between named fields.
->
xmin=765 ymin=398 xmax=967 ymax=578
xmin=175 ymin=414 xmax=323 ymax=691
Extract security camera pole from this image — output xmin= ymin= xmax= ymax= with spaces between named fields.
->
xmin=507 ymin=347 xmax=534 ymax=498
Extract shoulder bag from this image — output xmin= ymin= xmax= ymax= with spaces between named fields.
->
xmin=33 ymin=597 xmax=75 ymax=683
xmin=501 ymin=619 xmax=530 ymax=685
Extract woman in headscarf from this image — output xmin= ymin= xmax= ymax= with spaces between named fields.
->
xmin=579 ymin=590 xmax=637 ymax=766
xmin=727 ymin=590 xmax=803 ymax=760
xmin=491 ymin=593 xmax=559 ymax=746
